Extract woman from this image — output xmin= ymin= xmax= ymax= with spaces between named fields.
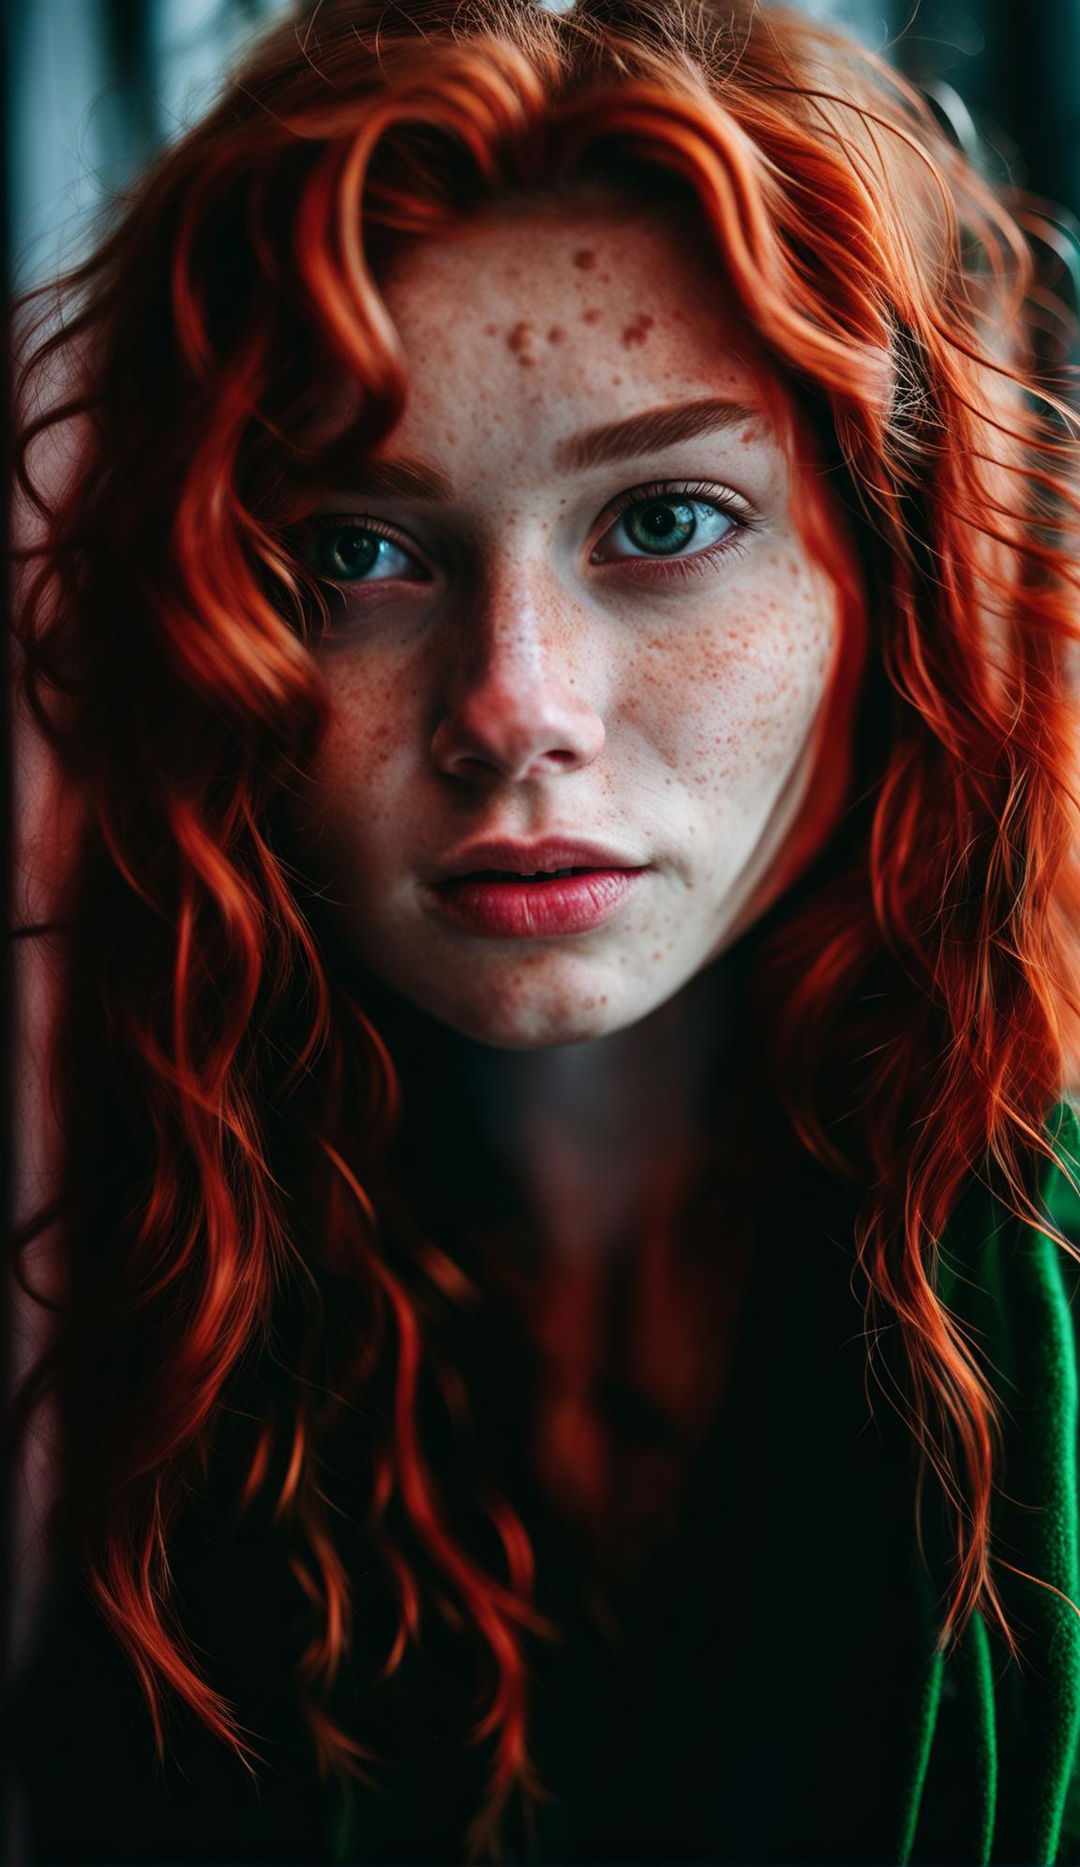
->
xmin=10 ymin=0 xmax=1080 ymax=1861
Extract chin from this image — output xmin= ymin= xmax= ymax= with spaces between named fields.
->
xmin=426 ymin=998 xmax=624 ymax=1051
xmin=408 ymin=966 xmax=653 ymax=1050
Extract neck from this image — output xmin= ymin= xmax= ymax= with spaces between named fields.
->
xmin=353 ymin=953 xmax=757 ymax=1261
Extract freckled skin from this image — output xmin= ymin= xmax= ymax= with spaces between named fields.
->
xmin=506 ymin=320 xmax=537 ymax=367
xmin=292 ymin=209 xmax=865 ymax=1050
xmin=621 ymin=313 xmax=655 ymax=348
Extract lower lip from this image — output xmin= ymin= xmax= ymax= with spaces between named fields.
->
xmin=431 ymin=868 xmax=647 ymax=937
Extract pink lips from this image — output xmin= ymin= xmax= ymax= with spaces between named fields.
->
xmin=429 ymin=836 xmax=649 ymax=938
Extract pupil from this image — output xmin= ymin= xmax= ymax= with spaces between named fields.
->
xmin=320 ymin=528 xmax=379 ymax=579
xmin=628 ymin=500 xmax=696 ymax=555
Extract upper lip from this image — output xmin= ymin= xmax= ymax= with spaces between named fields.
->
xmin=433 ymin=836 xmax=648 ymax=882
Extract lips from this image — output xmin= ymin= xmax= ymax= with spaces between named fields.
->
xmin=468 ymin=865 xmax=592 ymax=881
xmin=433 ymin=836 xmax=645 ymax=882
xmin=428 ymin=836 xmax=650 ymax=938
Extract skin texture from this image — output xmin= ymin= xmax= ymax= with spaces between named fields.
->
xmin=292 ymin=206 xmax=866 ymax=1069
xmin=283 ymin=206 xmax=872 ymax=1515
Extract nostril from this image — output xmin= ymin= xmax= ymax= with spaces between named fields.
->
xmin=430 ymin=679 xmax=606 ymax=784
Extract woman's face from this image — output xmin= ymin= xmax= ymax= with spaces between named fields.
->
xmin=290 ymin=206 xmax=865 ymax=1048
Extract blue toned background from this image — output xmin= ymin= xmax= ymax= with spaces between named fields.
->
xmin=7 ymin=0 xmax=1080 ymax=296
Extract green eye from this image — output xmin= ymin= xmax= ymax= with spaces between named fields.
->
xmin=314 ymin=526 xmax=382 ymax=580
xmin=624 ymin=499 xmax=698 ymax=555
xmin=306 ymin=521 xmax=422 ymax=584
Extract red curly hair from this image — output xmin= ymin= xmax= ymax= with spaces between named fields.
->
xmin=12 ymin=0 xmax=1080 ymax=1856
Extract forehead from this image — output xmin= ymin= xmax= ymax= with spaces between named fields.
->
xmin=372 ymin=206 xmax=790 ymax=459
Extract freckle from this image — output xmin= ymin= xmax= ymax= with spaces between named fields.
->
xmin=621 ymin=313 xmax=655 ymax=349
xmin=546 ymin=325 xmax=565 ymax=344
xmin=572 ymin=248 xmax=596 ymax=270
xmin=582 ymin=308 xmax=601 ymax=325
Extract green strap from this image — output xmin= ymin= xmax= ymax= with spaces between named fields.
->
xmin=967 ymin=1607 xmax=998 ymax=1864
xmin=897 ymin=1600 xmax=996 ymax=1864
xmin=1026 ymin=1104 xmax=1080 ymax=1864
xmin=897 ymin=1601 xmax=945 ymax=1866
xmin=901 ymin=1101 xmax=1080 ymax=1865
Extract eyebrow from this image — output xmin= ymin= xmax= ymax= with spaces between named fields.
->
xmin=325 ymin=456 xmax=454 ymax=501
xmin=328 ymin=396 xmax=765 ymax=501
xmin=553 ymin=396 xmax=766 ymax=472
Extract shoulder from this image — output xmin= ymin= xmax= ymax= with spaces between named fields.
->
xmin=1043 ymin=1097 xmax=1080 ymax=1247
xmin=926 ymin=1098 xmax=1080 ymax=1866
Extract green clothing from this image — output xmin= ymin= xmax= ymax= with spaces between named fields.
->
xmin=336 ymin=1098 xmax=1080 ymax=1866
xmin=13 ymin=1104 xmax=1080 ymax=1865
xmin=899 ymin=1098 xmax=1080 ymax=1865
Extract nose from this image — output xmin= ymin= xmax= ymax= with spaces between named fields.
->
xmin=429 ymin=563 xmax=606 ymax=784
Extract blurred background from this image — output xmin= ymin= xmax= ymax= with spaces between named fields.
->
xmin=7 ymin=0 xmax=1080 ymax=295
xmin=2 ymin=0 xmax=1079 ymax=1859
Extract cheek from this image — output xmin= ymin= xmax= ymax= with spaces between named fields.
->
xmin=640 ymin=553 xmax=839 ymax=799
xmin=302 ymin=677 xmax=415 ymax=868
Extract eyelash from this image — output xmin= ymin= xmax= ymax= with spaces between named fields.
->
xmin=594 ymin=479 xmax=759 ymax=579
xmin=305 ymin=511 xmax=423 ymax=579
xmin=304 ymin=479 xmax=759 ymax=590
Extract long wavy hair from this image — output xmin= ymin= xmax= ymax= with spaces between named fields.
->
xmin=12 ymin=0 xmax=1080 ymax=1855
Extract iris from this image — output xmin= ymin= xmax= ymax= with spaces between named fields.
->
xmin=315 ymin=526 xmax=380 ymax=579
xmin=624 ymin=499 xmax=699 ymax=555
